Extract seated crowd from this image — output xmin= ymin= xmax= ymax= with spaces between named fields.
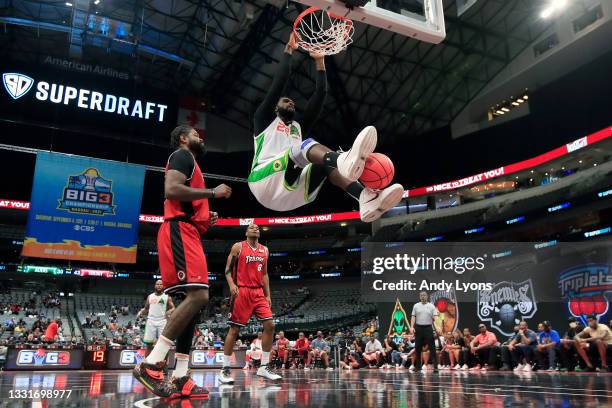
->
xmin=337 ymin=316 xmax=611 ymax=373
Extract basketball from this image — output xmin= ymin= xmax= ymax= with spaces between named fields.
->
xmin=359 ymin=153 xmax=394 ymax=189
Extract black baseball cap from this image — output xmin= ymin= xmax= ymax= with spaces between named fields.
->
xmin=568 ymin=317 xmax=577 ymax=323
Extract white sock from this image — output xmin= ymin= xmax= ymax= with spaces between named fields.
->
xmin=261 ymin=351 xmax=270 ymax=365
xmin=145 ymin=335 xmax=173 ymax=364
xmin=174 ymin=353 xmax=190 ymax=378
xmin=223 ymin=354 xmax=231 ymax=368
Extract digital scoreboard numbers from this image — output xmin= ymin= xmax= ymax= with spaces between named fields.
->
xmin=83 ymin=345 xmax=107 ymax=369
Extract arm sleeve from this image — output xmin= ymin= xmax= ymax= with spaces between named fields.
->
xmin=167 ymin=149 xmax=195 ymax=179
xmin=299 ymin=69 xmax=327 ymax=137
xmin=254 ymin=53 xmax=293 ymax=135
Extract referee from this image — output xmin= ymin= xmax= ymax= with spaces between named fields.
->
xmin=410 ymin=291 xmax=440 ymax=372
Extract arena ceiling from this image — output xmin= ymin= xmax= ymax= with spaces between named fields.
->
xmin=0 ymin=0 xmax=555 ymax=144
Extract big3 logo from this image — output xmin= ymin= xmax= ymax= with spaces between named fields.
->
xmin=17 ymin=349 xmax=70 ymax=366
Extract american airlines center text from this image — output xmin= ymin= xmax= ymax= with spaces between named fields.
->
xmin=3 ymin=73 xmax=168 ymax=122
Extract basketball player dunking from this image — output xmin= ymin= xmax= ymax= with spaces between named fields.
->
xmin=248 ymin=33 xmax=403 ymax=222
xmin=133 ymin=125 xmax=232 ymax=399
xmin=138 ymin=280 xmax=175 ymax=357
xmin=219 ymin=223 xmax=281 ymax=384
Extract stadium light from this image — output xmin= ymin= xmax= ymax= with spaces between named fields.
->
xmin=94 ymin=0 xmax=100 ymax=4
xmin=65 ymin=2 xmax=73 ymax=6
xmin=540 ymin=0 xmax=568 ymax=19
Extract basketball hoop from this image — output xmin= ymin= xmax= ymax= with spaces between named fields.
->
xmin=293 ymin=7 xmax=354 ymax=56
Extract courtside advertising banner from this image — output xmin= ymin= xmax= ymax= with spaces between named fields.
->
xmin=22 ymin=152 xmax=145 ymax=263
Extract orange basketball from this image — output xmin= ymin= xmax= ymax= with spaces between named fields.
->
xmin=359 ymin=153 xmax=394 ymax=189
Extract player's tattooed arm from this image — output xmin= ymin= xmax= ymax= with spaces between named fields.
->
xmin=225 ymin=243 xmax=241 ymax=296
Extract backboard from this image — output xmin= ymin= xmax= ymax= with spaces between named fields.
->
xmin=293 ymin=0 xmax=446 ymax=44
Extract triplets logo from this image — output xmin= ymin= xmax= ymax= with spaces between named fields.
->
xmin=430 ymin=289 xmax=458 ymax=335
xmin=3 ymin=73 xmax=34 ymax=99
xmin=17 ymin=349 xmax=71 ymax=366
xmin=477 ymin=280 xmax=537 ymax=336
xmin=119 ymin=349 xmax=146 ymax=366
xmin=387 ymin=299 xmax=409 ymax=339
xmin=559 ymin=264 xmax=611 ymax=325
xmin=58 ymin=168 xmax=115 ymax=215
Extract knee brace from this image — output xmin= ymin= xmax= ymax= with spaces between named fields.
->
xmin=289 ymin=138 xmax=319 ymax=168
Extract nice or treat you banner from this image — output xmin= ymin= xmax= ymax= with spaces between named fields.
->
xmin=22 ymin=152 xmax=145 ymax=263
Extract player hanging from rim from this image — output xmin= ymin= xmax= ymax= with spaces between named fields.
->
xmin=138 ymin=280 xmax=175 ymax=358
xmin=248 ymin=33 xmax=404 ymax=222
xmin=219 ymin=223 xmax=281 ymax=384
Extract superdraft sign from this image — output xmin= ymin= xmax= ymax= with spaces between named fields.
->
xmin=17 ymin=349 xmax=71 ymax=366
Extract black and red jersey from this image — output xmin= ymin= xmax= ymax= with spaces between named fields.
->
xmin=232 ymin=241 xmax=268 ymax=288
xmin=163 ymin=149 xmax=210 ymax=233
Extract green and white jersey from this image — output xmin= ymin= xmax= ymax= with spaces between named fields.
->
xmin=147 ymin=293 xmax=168 ymax=322
xmin=250 ymin=117 xmax=302 ymax=177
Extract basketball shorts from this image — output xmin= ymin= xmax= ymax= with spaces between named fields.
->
xmin=248 ymin=148 xmax=326 ymax=211
xmin=143 ymin=319 xmax=166 ymax=344
xmin=228 ymin=287 xmax=273 ymax=327
xmin=157 ymin=219 xmax=209 ymax=295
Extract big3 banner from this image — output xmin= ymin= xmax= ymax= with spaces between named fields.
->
xmin=22 ymin=152 xmax=145 ymax=263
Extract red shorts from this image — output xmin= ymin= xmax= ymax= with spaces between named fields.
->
xmin=228 ymin=287 xmax=273 ymax=327
xmin=157 ymin=220 xmax=209 ymax=295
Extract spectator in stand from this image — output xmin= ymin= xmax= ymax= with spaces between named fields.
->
xmin=507 ymin=321 xmax=538 ymax=372
xmin=536 ymin=320 xmax=561 ymax=371
xmin=363 ymin=334 xmax=383 ymax=368
xmin=469 ymin=323 xmax=499 ymax=371
xmin=574 ymin=314 xmax=612 ymax=372
xmin=309 ymin=331 xmax=333 ymax=370
xmin=14 ymin=324 xmax=25 ymax=337
xmin=109 ymin=319 xmax=119 ymax=332
xmin=559 ymin=317 xmax=584 ymax=371
xmin=292 ymin=332 xmax=310 ymax=368
xmin=43 ymin=319 xmax=61 ymax=343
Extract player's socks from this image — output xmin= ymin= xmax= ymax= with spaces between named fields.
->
xmin=174 ymin=353 xmax=190 ymax=378
xmin=145 ymin=335 xmax=173 ymax=364
xmin=261 ymin=351 xmax=270 ymax=365
xmin=346 ymin=182 xmax=365 ymax=200
xmin=223 ymin=354 xmax=231 ymax=368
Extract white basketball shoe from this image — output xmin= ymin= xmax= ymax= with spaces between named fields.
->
xmin=359 ymin=183 xmax=404 ymax=222
xmin=336 ymin=126 xmax=377 ymax=182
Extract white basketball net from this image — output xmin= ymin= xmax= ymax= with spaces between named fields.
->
xmin=294 ymin=8 xmax=354 ymax=56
